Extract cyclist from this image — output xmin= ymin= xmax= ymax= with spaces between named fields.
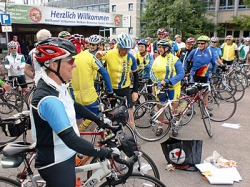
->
xmin=134 ymin=39 xmax=154 ymax=93
xmin=10 ymin=36 xmax=21 ymax=54
xmin=108 ymin=39 xmax=115 ymax=50
xmin=4 ymin=41 xmax=27 ymax=94
xmin=95 ymin=32 xmax=139 ymax=129
xmin=58 ymin=31 xmax=71 ymax=40
xmin=0 ymin=79 xmax=11 ymax=93
xmin=70 ymin=34 xmax=113 ymax=131
xmin=153 ymin=28 xmax=166 ymax=59
xmin=31 ymin=37 xmax=115 ymax=187
xmin=176 ymin=37 xmax=196 ymax=73
xmin=165 ymin=32 xmax=179 ymax=54
xmin=174 ymin=35 xmax=185 ymax=49
xmin=146 ymin=37 xmax=154 ymax=55
xmin=24 ymin=29 xmax=52 ymax=80
xmin=207 ymin=36 xmax=225 ymax=73
xmin=220 ymin=35 xmax=239 ymax=65
xmin=151 ymin=39 xmax=185 ymax=136
xmin=68 ymin=34 xmax=84 ymax=54
xmin=238 ymin=37 xmax=250 ymax=63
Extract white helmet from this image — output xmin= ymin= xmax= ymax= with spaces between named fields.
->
xmin=210 ymin=36 xmax=219 ymax=42
xmin=116 ymin=32 xmax=133 ymax=50
xmin=88 ymin=35 xmax=102 ymax=44
xmin=8 ymin=41 xmax=18 ymax=48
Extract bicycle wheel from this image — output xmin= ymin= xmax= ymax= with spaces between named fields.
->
xmin=200 ymin=100 xmax=213 ymax=138
xmin=134 ymin=93 xmax=156 ymax=110
xmin=0 ymin=103 xmax=20 ymax=145
xmin=214 ymin=77 xmax=237 ymax=97
xmin=178 ymin=94 xmax=194 ymax=126
xmin=0 ymin=176 xmax=21 ymax=186
xmin=4 ymin=91 xmax=29 ymax=111
xmin=232 ymin=78 xmax=245 ymax=102
xmin=100 ymin=173 xmax=166 ymax=187
xmin=87 ymin=150 xmax=160 ymax=180
xmin=206 ymin=89 xmax=237 ymax=122
xmin=231 ymin=71 xmax=248 ymax=89
xmin=133 ymin=101 xmax=171 ymax=142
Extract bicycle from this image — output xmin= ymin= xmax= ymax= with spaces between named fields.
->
xmin=0 ymin=123 xmax=165 ymax=187
xmin=133 ymin=82 xmax=214 ymax=142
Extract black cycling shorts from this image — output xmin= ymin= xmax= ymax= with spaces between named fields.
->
xmin=9 ymin=75 xmax=27 ymax=88
xmin=38 ymin=155 xmax=76 ymax=187
xmin=193 ymin=75 xmax=208 ymax=83
xmin=111 ymin=86 xmax=133 ymax=109
xmin=223 ymin=60 xmax=233 ymax=66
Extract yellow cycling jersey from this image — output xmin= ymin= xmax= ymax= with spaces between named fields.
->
xmin=151 ymin=53 xmax=180 ymax=89
xmin=134 ymin=52 xmax=151 ymax=71
xmin=221 ymin=42 xmax=237 ymax=61
xmin=70 ymin=50 xmax=101 ymax=105
xmin=102 ymin=49 xmax=137 ymax=89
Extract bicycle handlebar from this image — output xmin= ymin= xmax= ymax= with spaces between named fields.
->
xmin=111 ymin=151 xmax=139 ymax=185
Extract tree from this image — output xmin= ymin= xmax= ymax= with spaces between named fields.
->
xmin=243 ymin=0 xmax=250 ymax=7
xmin=140 ymin=0 xmax=216 ymax=40
xmin=230 ymin=15 xmax=250 ymax=31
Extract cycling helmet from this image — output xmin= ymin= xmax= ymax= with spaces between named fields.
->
xmin=164 ymin=31 xmax=169 ymax=37
xmin=7 ymin=41 xmax=18 ymax=48
xmin=138 ymin=39 xmax=148 ymax=46
xmin=58 ymin=31 xmax=71 ymax=38
xmin=116 ymin=32 xmax=133 ymax=50
xmin=88 ymin=35 xmax=102 ymax=44
xmin=109 ymin=40 xmax=115 ymax=44
xmin=134 ymin=36 xmax=140 ymax=40
xmin=225 ymin=35 xmax=233 ymax=40
xmin=35 ymin=37 xmax=77 ymax=65
xmin=186 ymin=37 xmax=196 ymax=45
xmin=157 ymin=28 xmax=166 ymax=35
xmin=210 ymin=36 xmax=219 ymax=42
xmin=69 ymin=34 xmax=84 ymax=45
xmin=244 ymin=37 xmax=250 ymax=42
xmin=197 ymin=35 xmax=210 ymax=42
xmin=174 ymin=35 xmax=181 ymax=39
xmin=157 ymin=39 xmax=172 ymax=49
xmin=100 ymin=37 xmax=106 ymax=45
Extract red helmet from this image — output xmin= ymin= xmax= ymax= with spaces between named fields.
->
xmin=35 ymin=37 xmax=77 ymax=65
xmin=157 ymin=28 xmax=166 ymax=35
xmin=186 ymin=37 xmax=196 ymax=45
xmin=164 ymin=31 xmax=169 ymax=37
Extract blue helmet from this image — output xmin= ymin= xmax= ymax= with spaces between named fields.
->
xmin=138 ymin=39 xmax=148 ymax=46
xmin=157 ymin=39 xmax=172 ymax=50
xmin=116 ymin=32 xmax=133 ymax=50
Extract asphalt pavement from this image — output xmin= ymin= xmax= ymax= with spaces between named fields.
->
xmin=0 ymin=85 xmax=249 ymax=186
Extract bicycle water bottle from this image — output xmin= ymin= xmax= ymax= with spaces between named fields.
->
xmin=75 ymin=153 xmax=84 ymax=166
xmin=178 ymin=101 xmax=187 ymax=113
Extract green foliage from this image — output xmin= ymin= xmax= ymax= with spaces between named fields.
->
xmin=230 ymin=15 xmax=250 ymax=30
xmin=141 ymin=0 xmax=216 ymax=40
xmin=243 ymin=0 xmax=250 ymax=7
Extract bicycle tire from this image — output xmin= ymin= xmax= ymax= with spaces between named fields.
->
xmin=134 ymin=93 xmax=156 ymax=110
xmin=214 ymin=77 xmax=237 ymax=97
xmin=0 ymin=176 xmax=21 ymax=186
xmin=133 ymin=101 xmax=171 ymax=142
xmin=4 ymin=91 xmax=29 ymax=111
xmin=100 ymin=173 xmax=166 ymax=187
xmin=87 ymin=150 xmax=160 ymax=180
xmin=205 ymin=89 xmax=237 ymax=122
xmin=231 ymin=71 xmax=248 ymax=89
xmin=179 ymin=94 xmax=194 ymax=126
xmin=0 ymin=103 xmax=21 ymax=145
xmin=232 ymin=78 xmax=245 ymax=102
xmin=200 ymin=100 xmax=213 ymax=138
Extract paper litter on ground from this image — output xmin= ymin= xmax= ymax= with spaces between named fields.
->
xmin=221 ymin=123 xmax=241 ymax=129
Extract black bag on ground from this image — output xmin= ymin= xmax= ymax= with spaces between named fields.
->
xmin=161 ymin=137 xmax=203 ymax=170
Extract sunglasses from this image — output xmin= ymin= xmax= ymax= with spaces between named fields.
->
xmin=10 ymin=48 xmax=16 ymax=50
xmin=89 ymin=43 xmax=97 ymax=46
xmin=211 ymin=41 xmax=218 ymax=43
xmin=62 ymin=58 xmax=75 ymax=65
xmin=198 ymin=43 xmax=205 ymax=45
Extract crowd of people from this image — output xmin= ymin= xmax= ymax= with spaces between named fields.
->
xmin=0 ymin=27 xmax=249 ymax=187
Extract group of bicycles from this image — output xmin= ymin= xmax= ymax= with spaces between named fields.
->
xmin=0 ymin=59 xmax=248 ymax=186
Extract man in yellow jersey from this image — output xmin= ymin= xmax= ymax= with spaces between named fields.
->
xmin=151 ymin=39 xmax=184 ymax=137
xmin=70 ymin=34 xmax=113 ymax=131
xmin=220 ymin=35 xmax=239 ymax=65
xmin=96 ymin=32 xmax=139 ymax=129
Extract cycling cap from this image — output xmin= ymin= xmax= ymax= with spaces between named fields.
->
xmin=58 ymin=31 xmax=71 ymax=38
xmin=197 ymin=35 xmax=210 ymax=42
xmin=157 ymin=28 xmax=166 ymax=35
xmin=138 ymin=39 xmax=148 ymax=46
xmin=210 ymin=36 xmax=219 ymax=42
xmin=88 ymin=35 xmax=102 ymax=44
xmin=7 ymin=41 xmax=18 ymax=48
xmin=225 ymin=35 xmax=233 ymax=40
xmin=116 ymin=32 xmax=133 ymax=50
xmin=186 ymin=37 xmax=196 ymax=45
xmin=35 ymin=37 xmax=77 ymax=66
xmin=175 ymin=35 xmax=182 ymax=39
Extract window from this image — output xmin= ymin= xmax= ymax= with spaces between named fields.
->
xmin=243 ymin=31 xmax=250 ymax=37
xmin=128 ymin=27 xmax=133 ymax=35
xmin=226 ymin=30 xmax=233 ymax=36
xmin=112 ymin=5 xmax=116 ymax=12
xmin=233 ymin=31 xmax=240 ymax=38
xmin=112 ymin=28 xmax=116 ymax=35
xmin=128 ymin=3 xmax=133 ymax=11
